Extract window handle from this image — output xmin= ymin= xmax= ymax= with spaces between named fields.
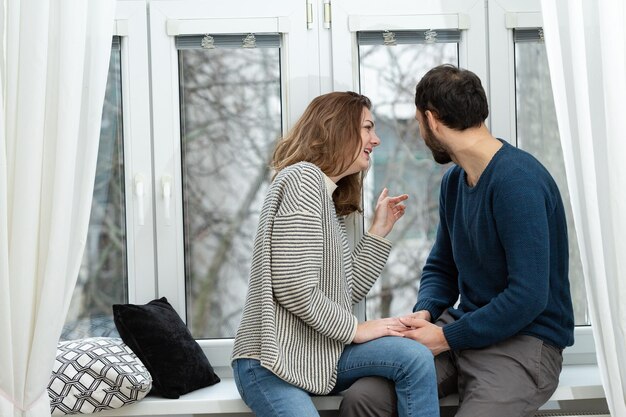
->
xmin=134 ymin=173 xmax=145 ymax=226
xmin=162 ymin=175 xmax=172 ymax=225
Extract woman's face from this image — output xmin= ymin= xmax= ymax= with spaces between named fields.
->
xmin=336 ymin=107 xmax=380 ymax=180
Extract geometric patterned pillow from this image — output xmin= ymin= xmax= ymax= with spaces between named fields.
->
xmin=48 ymin=337 xmax=152 ymax=415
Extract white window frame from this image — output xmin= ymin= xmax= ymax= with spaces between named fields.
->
xmin=147 ymin=0 xmax=322 ymax=319
xmin=487 ymin=0 xmax=542 ymax=141
xmin=328 ymin=0 xmax=488 ymax=95
xmin=115 ymin=0 xmax=157 ymax=303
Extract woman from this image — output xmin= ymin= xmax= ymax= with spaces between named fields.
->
xmin=231 ymin=91 xmax=439 ymax=417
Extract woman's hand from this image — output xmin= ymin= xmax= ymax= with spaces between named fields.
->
xmin=352 ymin=317 xmax=411 ymax=344
xmin=368 ymin=188 xmax=409 ymax=238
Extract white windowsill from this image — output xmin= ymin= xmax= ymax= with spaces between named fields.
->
xmin=94 ymin=363 xmax=604 ymax=416
xmin=94 ymin=326 xmax=601 ymax=416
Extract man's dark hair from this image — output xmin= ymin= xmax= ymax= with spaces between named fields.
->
xmin=414 ymin=64 xmax=489 ymax=130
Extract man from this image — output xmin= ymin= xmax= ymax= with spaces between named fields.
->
xmin=339 ymin=64 xmax=575 ymax=417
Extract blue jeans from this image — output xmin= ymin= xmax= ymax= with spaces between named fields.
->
xmin=232 ymin=337 xmax=439 ymax=417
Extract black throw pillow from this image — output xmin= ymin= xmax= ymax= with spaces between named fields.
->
xmin=112 ymin=297 xmax=220 ymax=399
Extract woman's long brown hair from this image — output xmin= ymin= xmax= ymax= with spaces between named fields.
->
xmin=272 ymin=91 xmax=371 ymax=216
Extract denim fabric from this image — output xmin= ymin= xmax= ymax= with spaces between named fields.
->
xmin=332 ymin=337 xmax=439 ymax=417
xmin=232 ymin=358 xmax=319 ymax=417
xmin=233 ymin=336 xmax=439 ymax=417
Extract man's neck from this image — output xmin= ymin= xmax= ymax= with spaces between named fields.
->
xmin=449 ymin=128 xmax=502 ymax=187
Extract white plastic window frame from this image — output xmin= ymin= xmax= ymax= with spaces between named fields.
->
xmin=147 ymin=0 xmax=325 ymax=364
xmin=487 ymin=0 xmax=596 ymax=366
xmin=329 ymin=0 xmax=487 ymax=93
xmin=115 ymin=0 xmax=157 ymax=304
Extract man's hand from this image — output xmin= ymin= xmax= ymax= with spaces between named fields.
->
xmin=403 ymin=309 xmax=432 ymax=322
xmin=398 ymin=315 xmax=450 ymax=356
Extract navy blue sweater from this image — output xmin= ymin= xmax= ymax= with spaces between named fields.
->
xmin=414 ymin=140 xmax=575 ymax=350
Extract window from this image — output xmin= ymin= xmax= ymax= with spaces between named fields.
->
xmin=513 ymin=28 xmax=587 ymax=324
xmin=327 ymin=0 xmax=487 ymax=323
xmin=149 ymin=0 xmax=312 ymax=340
xmin=357 ymin=30 xmax=459 ymax=319
xmin=60 ymin=1 xmax=154 ymax=341
xmin=486 ymin=0 xmax=594 ymax=362
xmin=62 ymin=37 xmax=126 ymax=341
xmin=177 ymin=34 xmax=282 ymax=338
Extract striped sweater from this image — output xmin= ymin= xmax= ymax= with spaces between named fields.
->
xmin=231 ymin=162 xmax=392 ymax=395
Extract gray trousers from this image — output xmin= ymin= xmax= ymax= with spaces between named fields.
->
xmin=338 ymin=311 xmax=563 ymax=417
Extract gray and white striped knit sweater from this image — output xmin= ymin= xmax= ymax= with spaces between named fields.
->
xmin=231 ymin=161 xmax=392 ymax=395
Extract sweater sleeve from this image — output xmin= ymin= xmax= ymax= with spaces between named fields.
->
xmin=349 ymin=232 xmax=392 ymax=304
xmin=442 ymin=177 xmax=552 ymax=350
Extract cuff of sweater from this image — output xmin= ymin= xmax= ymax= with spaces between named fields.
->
xmin=413 ymin=299 xmax=445 ymax=322
xmin=364 ymin=232 xmax=392 ymax=248
xmin=442 ymin=319 xmax=471 ymax=351
xmin=347 ymin=315 xmax=359 ymax=344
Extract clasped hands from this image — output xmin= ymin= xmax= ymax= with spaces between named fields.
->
xmin=353 ymin=310 xmax=450 ymax=356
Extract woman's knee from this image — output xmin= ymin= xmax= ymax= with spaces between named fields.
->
xmin=389 ymin=338 xmax=434 ymax=365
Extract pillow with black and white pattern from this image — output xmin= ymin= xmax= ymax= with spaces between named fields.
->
xmin=48 ymin=337 xmax=152 ymax=415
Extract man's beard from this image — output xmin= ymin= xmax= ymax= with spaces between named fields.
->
xmin=422 ymin=122 xmax=452 ymax=164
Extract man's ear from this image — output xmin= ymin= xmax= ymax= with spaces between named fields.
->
xmin=425 ymin=110 xmax=439 ymax=132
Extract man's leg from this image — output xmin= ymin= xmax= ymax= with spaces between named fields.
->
xmin=338 ymin=377 xmax=397 ymax=417
xmin=430 ymin=310 xmax=460 ymax=399
xmin=455 ymin=335 xmax=563 ymax=417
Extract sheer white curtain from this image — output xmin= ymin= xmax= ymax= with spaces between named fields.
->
xmin=0 ymin=1 xmax=116 ymax=416
xmin=540 ymin=0 xmax=626 ymax=414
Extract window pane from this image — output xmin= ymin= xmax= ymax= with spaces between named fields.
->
xmin=359 ymin=36 xmax=458 ymax=319
xmin=178 ymin=38 xmax=282 ymax=338
xmin=514 ymin=34 xmax=588 ymax=325
xmin=61 ymin=38 xmax=127 ymax=340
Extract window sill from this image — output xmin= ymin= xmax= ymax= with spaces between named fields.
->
xmin=94 ymin=364 xmax=605 ymax=416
